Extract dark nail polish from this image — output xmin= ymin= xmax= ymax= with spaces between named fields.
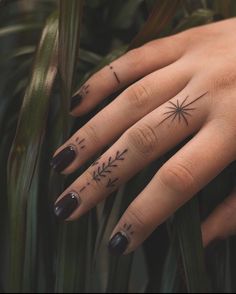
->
xmin=108 ymin=232 xmax=129 ymax=256
xmin=70 ymin=94 xmax=83 ymax=111
xmin=50 ymin=146 xmax=76 ymax=173
xmin=54 ymin=192 xmax=80 ymax=220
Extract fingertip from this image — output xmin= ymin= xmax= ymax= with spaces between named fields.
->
xmin=54 ymin=192 xmax=81 ymax=221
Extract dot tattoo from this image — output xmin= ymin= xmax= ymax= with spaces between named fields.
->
xmin=158 ymin=92 xmax=208 ymax=127
xmin=109 ymin=64 xmax=121 ymax=84
xmin=92 ymin=149 xmax=128 ymax=184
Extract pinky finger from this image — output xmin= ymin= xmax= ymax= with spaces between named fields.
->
xmin=202 ymin=188 xmax=236 ymax=247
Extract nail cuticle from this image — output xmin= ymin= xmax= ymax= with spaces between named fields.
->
xmin=70 ymin=94 xmax=83 ymax=111
xmin=108 ymin=232 xmax=129 ymax=256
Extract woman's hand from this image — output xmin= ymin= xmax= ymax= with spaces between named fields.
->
xmin=51 ymin=18 xmax=236 ymax=255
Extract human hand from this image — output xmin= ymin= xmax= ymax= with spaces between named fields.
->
xmin=51 ymin=18 xmax=236 ymax=255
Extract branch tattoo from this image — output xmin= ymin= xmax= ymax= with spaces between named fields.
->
xmin=92 ymin=149 xmax=128 ymax=185
xmin=158 ymin=92 xmax=208 ymax=126
xmin=77 ymin=149 xmax=128 ymax=194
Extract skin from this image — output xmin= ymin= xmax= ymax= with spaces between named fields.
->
xmin=53 ymin=18 xmax=236 ymax=254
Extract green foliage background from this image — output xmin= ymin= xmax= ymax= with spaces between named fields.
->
xmin=0 ymin=0 xmax=236 ymax=293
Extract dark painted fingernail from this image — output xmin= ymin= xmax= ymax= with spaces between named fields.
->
xmin=70 ymin=94 xmax=83 ymax=111
xmin=54 ymin=192 xmax=80 ymax=220
xmin=50 ymin=146 xmax=76 ymax=173
xmin=108 ymin=232 xmax=129 ymax=256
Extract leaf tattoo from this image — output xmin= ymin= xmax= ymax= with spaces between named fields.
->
xmin=92 ymin=149 xmax=128 ymax=183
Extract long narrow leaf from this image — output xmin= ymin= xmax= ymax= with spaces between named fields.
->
xmin=7 ymin=12 xmax=58 ymax=292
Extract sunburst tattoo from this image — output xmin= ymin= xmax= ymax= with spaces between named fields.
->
xmin=158 ymin=92 xmax=208 ymax=127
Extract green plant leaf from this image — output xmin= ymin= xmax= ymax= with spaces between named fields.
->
xmin=7 ymin=12 xmax=58 ymax=292
xmin=174 ymin=197 xmax=210 ymax=293
xmin=129 ymin=0 xmax=181 ymax=49
xmin=0 ymin=23 xmax=41 ymax=38
xmin=55 ymin=1 xmax=85 ymax=292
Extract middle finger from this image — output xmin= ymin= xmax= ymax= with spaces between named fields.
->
xmin=51 ymin=59 xmax=192 ymax=174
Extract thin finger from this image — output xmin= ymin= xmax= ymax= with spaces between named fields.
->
xmin=71 ymin=34 xmax=186 ymax=116
xmin=202 ymin=188 xmax=236 ymax=247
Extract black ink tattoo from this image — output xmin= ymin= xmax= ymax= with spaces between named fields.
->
xmin=106 ymin=177 xmax=119 ymax=189
xmin=92 ymin=149 xmax=128 ymax=183
xmin=79 ymin=84 xmax=90 ymax=98
xmin=75 ymin=137 xmax=86 ymax=150
xmin=123 ymin=223 xmax=134 ymax=236
xmin=109 ymin=64 xmax=120 ymax=84
xmin=79 ymin=186 xmax=86 ymax=193
xmin=158 ymin=92 xmax=208 ymax=127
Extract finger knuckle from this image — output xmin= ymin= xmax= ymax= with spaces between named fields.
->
xmin=212 ymin=70 xmax=236 ymax=92
xmin=159 ymin=162 xmax=196 ymax=194
xmin=126 ymin=82 xmax=151 ymax=111
xmin=83 ymin=124 xmax=100 ymax=146
xmin=125 ymin=47 xmax=144 ymax=65
xmin=126 ymin=124 xmax=158 ymax=157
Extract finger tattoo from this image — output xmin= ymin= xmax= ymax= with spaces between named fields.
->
xmin=158 ymin=92 xmax=209 ymax=126
xmin=109 ymin=64 xmax=121 ymax=84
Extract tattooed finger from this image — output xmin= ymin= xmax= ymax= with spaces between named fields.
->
xmin=54 ymin=89 xmax=209 ymax=221
xmin=109 ymin=122 xmax=235 ymax=255
xmin=69 ymin=34 xmax=187 ymax=116
xmin=51 ymin=60 xmax=191 ymax=175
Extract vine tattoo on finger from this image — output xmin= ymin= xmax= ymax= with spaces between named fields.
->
xmin=92 ymin=149 xmax=128 ymax=186
xmin=158 ymin=91 xmax=209 ymax=126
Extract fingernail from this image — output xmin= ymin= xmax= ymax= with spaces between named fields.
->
xmin=108 ymin=232 xmax=129 ymax=256
xmin=54 ymin=192 xmax=80 ymax=220
xmin=50 ymin=146 xmax=76 ymax=173
xmin=70 ymin=94 xmax=83 ymax=111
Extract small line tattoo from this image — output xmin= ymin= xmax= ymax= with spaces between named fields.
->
xmin=79 ymin=186 xmax=86 ymax=193
xmin=92 ymin=149 xmax=128 ymax=183
xmin=75 ymin=137 xmax=86 ymax=150
xmin=106 ymin=178 xmax=119 ymax=189
xmin=123 ymin=224 xmax=135 ymax=236
xmin=109 ymin=64 xmax=121 ymax=84
xmin=158 ymin=92 xmax=208 ymax=127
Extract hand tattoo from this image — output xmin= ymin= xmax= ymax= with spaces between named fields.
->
xmin=158 ymin=92 xmax=208 ymax=126
xmin=109 ymin=64 xmax=121 ymax=84
xmin=123 ymin=223 xmax=135 ymax=236
xmin=92 ymin=149 xmax=128 ymax=183
xmin=75 ymin=137 xmax=86 ymax=150
xmin=106 ymin=178 xmax=119 ymax=189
